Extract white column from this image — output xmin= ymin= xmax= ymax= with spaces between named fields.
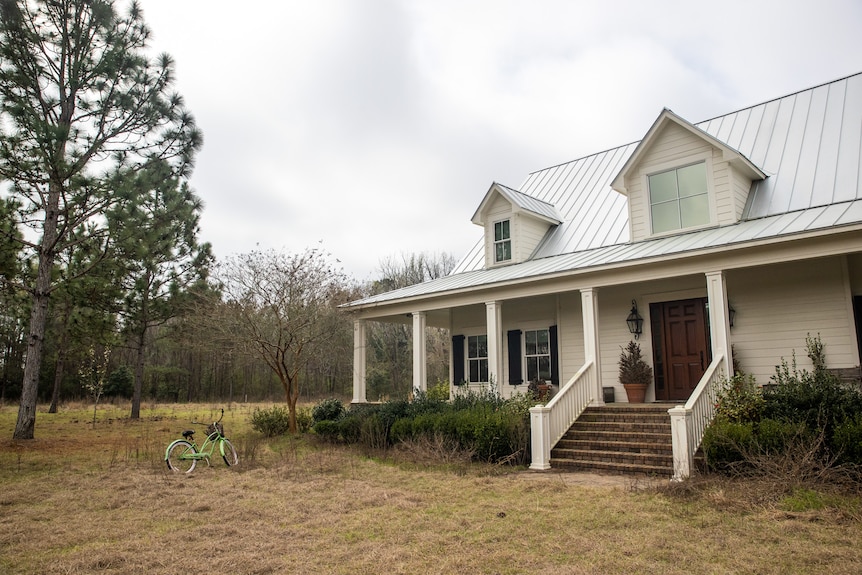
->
xmin=352 ymin=319 xmax=367 ymax=404
xmin=705 ymin=271 xmax=732 ymax=378
xmin=485 ymin=301 xmax=503 ymax=390
xmin=412 ymin=312 xmax=427 ymax=394
xmin=580 ymin=288 xmax=602 ymax=405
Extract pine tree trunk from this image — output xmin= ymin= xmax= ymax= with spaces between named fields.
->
xmin=13 ymin=177 xmax=61 ymax=439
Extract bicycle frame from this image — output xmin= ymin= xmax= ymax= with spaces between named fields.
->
xmin=164 ymin=409 xmax=236 ymax=470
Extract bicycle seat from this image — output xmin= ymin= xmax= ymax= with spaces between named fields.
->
xmin=182 ymin=430 xmax=195 ymax=439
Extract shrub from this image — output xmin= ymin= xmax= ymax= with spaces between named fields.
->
xmin=715 ymin=373 xmax=764 ymax=423
xmin=251 ymin=405 xmax=293 ymax=437
xmin=296 ymin=406 xmax=313 ymax=433
xmin=312 ymin=398 xmax=346 ymax=423
xmin=833 ymin=414 xmax=862 ymax=464
xmin=313 ymin=419 xmax=341 ymax=442
xmin=702 ymin=419 xmax=754 ymax=471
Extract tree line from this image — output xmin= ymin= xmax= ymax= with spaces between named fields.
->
xmin=0 ymin=0 xmax=452 ymax=438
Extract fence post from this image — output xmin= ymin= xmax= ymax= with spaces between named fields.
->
xmin=529 ymin=405 xmax=551 ymax=470
xmin=669 ymin=405 xmax=692 ymax=481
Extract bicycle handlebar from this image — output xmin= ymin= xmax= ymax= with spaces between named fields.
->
xmin=191 ymin=408 xmax=225 ymax=426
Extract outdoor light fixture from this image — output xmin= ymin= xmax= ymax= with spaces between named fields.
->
xmin=729 ymin=303 xmax=736 ymax=328
xmin=626 ymin=299 xmax=643 ymax=339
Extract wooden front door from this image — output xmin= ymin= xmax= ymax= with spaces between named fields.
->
xmin=651 ymin=298 xmax=711 ymax=401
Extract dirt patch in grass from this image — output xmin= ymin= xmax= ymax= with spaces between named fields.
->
xmin=1 ymin=403 xmax=861 ymax=574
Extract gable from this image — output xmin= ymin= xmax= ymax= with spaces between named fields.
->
xmin=471 ymin=183 xmax=562 ymax=268
xmin=612 ymin=110 xmax=766 ymax=242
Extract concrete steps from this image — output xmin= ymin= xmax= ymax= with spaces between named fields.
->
xmin=549 ymin=404 xmax=675 ymax=476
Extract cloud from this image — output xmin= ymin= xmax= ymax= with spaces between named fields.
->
xmin=135 ymin=0 xmax=862 ymax=279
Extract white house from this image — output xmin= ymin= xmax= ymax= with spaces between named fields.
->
xmin=343 ymin=73 xmax=862 ymax=478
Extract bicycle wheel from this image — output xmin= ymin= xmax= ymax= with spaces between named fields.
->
xmin=166 ymin=440 xmax=197 ymax=473
xmin=220 ymin=438 xmax=239 ymax=467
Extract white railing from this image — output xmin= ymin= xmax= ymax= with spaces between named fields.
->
xmin=529 ymin=361 xmax=595 ymax=470
xmin=669 ymin=353 xmax=726 ymax=480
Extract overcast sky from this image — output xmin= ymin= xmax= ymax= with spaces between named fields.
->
xmin=136 ymin=0 xmax=862 ymax=281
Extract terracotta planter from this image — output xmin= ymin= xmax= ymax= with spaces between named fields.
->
xmin=622 ymin=382 xmax=647 ymax=403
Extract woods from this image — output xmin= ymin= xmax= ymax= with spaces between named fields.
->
xmin=0 ymin=1 xmax=451 ymax=439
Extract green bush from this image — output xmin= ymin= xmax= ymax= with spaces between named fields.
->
xmin=250 ymin=405 xmax=293 ymax=437
xmin=312 ymin=398 xmax=346 ymax=423
xmin=704 ymin=335 xmax=862 ymax=471
xmin=313 ymin=419 xmax=341 ymax=442
xmin=834 ymin=413 xmax=862 ymax=464
xmin=715 ymin=373 xmax=764 ymax=423
xmin=702 ymin=419 xmax=754 ymax=470
xmin=296 ymin=406 xmax=313 ymax=433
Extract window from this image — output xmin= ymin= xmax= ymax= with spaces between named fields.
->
xmin=494 ymin=219 xmax=511 ymax=263
xmin=467 ymin=334 xmax=488 ymax=382
xmin=524 ymin=329 xmax=551 ymax=382
xmin=649 ymin=162 xmax=709 ymax=234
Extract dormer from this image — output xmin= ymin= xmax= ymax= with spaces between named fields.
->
xmin=611 ymin=109 xmax=766 ymax=243
xmin=471 ymin=183 xmax=562 ymax=268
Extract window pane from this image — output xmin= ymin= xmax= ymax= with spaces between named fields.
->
xmin=680 ymin=194 xmax=710 ymax=227
xmin=501 ymin=220 xmax=509 ymax=239
xmin=476 ymin=335 xmax=487 ymax=357
xmin=651 ymin=201 xmax=680 ymax=234
xmin=468 ymin=336 xmax=478 ymax=358
xmin=677 ymin=163 xmax=707 ymax=198
xmin=494 ymin=221 xmax=503 ymax=241
xmin=469 ymin=361 xmax=479 ymax=382
xmin=527 ymin=357 xmax=538 ymax=382
xmin=479 ymin=360 xmax=488 ymax=382
xmin=496 ymin=240 xmax=511 ymax=262
xmin=536 ymin=330 xmax=549 ymax=355
xmin=525 ymin=331 xmax=537 ymax=355
xmin=538 ymin=356 xmax=551 ymax=380
xmin=649 ymin=170 xmax=678 ymax=204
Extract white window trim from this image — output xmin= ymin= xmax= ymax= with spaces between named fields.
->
xmin=465 ymin=332 xmax=489 ymax=384
xmin=523 ymin=327 xmax=552 ymax=384
xmin=491 ymin=218 xmax=513 ymax=265
xmin=640 ymin=152 xmax=716 ymax=238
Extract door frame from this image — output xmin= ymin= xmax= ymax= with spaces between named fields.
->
xmin=649 ymin=296 xmax=712 ymax=402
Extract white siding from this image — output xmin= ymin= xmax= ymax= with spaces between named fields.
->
xmin=518 ymin=215 xmax=551 ymax=260
xmin=625 ymin=122 xmax=754 ymax=241
xmin=727 ymin=257 xmax=858 ymax=383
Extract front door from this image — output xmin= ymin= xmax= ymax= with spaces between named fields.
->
xmin=650 ymin=298 xmax=711 ymax=401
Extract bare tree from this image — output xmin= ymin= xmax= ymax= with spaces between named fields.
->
xmin=209 ymin=248 xmax=351 ymax=432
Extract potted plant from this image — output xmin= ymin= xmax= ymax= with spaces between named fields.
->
xmin=618 ymin=340 xmax=653 ymax=403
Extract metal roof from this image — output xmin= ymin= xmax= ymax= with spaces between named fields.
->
xmin=347 ymin=73 xmax=862 ymax=310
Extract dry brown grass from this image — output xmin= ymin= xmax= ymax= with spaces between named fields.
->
xmin=1 ymin=402 xmax=861 ymax=574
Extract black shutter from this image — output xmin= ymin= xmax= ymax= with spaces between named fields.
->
xmin=452 ymin=335 xmax=465 ymax=384
xmin=507 ymin=329 xmax=523 ymax=385
xmin=549 ymin=325 xmax=559 ymax=386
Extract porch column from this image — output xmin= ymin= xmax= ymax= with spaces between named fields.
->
xmin=352 ymin=319 xmax=367 ymax=404
xmin=486 ymin=301 xmax=503 ymax=389
xmin=705 ymin=271 xmax=732 ymax=377
xmin=580 ymin=288 xmax=603 ymax=404
xmin=412 ymin=312 xmax=427 ymax=394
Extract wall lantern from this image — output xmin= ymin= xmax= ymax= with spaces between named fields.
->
xmin=626 ymin=300 xmax=644 ymax=339
xmin=729 ymin=303 xmax=736 ymax=328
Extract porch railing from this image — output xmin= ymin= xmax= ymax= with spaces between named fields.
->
xmin=529 ymin=361 xmax=595 ymax=470
xmin=668 ymin=352 xmax=726 ymax=480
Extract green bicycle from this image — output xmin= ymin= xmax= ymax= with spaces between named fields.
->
xmin=165 ymin=409 xmax=239 ymax=473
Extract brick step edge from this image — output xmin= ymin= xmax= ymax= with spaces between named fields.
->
xmin=556 ymin=439 xmax=673 ymax=453
xmin=569 ymin=422 xmax=671 ymax=433
xmin=549 ymin=458 xmax=673 ymax=477
xmin=552 ymin=447 xmax=673 ymax=464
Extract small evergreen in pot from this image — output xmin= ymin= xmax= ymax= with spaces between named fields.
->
xmin=619 ymin=340 xmax=653 ymax=403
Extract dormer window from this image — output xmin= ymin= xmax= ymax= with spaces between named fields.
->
xmin=494 ymin=219 xmax=511 ymax=263
xmin=649 ymin=162 xmax=709 ymax=234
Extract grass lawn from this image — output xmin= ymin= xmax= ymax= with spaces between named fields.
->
xmin=1 ymin=402 xmax=861 ymax=574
